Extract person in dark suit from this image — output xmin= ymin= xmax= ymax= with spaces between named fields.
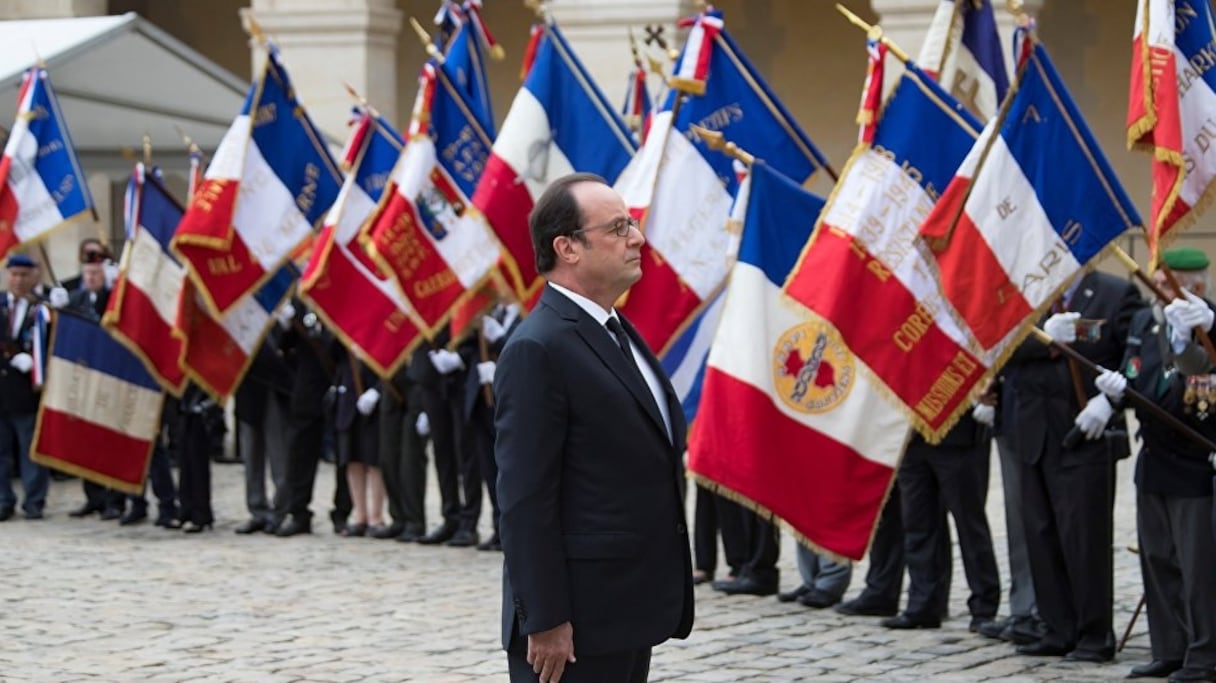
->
xmin=333 ymin=350 xmax=384 ymax=537
xmin=883 ymin=414 xmax=1000 ymax=632
xmin=1095 ymin=248 xmax=1216 ymax=683
xmin=0 ymin=254 xmax=50 ymax=521
xmin=1006 ymin=269 xmax=1141 ymax=662
xmin=494 ymin=173 xmax=693 ymax=683
xmin=377 ymin=364 xmax=428 ymax=542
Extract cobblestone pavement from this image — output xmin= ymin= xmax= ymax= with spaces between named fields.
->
xmin=1 ymin=449 xmax=1152 ymax=682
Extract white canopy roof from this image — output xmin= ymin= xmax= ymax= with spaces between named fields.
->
xmin=0 ymin=12 xmax=247 ymax=176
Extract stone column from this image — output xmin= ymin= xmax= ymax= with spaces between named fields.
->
xmin=243 ymin=0 xmax=403 ymax=140
xmin=0 ymin=0 xmax=105 ymax=17
xmin=548 ymin=0 xmax=698 ymax=108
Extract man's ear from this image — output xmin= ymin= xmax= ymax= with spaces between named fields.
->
xmin=553 ymin=235 xmax=580 ymax=265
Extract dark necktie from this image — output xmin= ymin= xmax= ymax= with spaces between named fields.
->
xmin=605 ymin=317 xmax=636 ymax=366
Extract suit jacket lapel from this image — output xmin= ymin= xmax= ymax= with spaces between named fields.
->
xmin=541 ymin=287 xmax=671 ymax=444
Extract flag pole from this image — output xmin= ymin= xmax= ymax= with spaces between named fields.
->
xmin=408 ymin=16 xmax=447 ymax=64
xmin=1029 ymin=326 xmax=1216 ymax=453
xmin=691 ymin=125 xmax=755 ymax=167
xmin=1109 ymin=244 xmax=1216 ymax=362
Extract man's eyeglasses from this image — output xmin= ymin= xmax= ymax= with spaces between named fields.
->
xmin=571 ymin=216 xmax=640 ymax=239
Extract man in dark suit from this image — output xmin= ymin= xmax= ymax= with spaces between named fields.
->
xmin=0 ymin=254 xmax=50 ymax=520
xmin=1095 ymin=248 xmax=1216 ymax=682
xmin=1004 ymin=269 xmax=1141 ymax=662
xmin=494 ymin=173 xmax=693 ymax=683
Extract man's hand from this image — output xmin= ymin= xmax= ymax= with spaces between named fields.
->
xmin=9 ymin=352 xmax=33 ymax=374
xmin=477 ymin=360 xmax=496 ymax=385
xmin=355 ymin=388 xmax=380 ymax=416
xmin=481 ymin=315 xmax=507 ymax=344
xmin=1043 ymin=312 xmax=1079 ymax=343
xmin=415 ymin=411 xmax=430 ymax=437
xmin=527 ymin=621 xmax=576 ymax=683
xmin=275 ymin=302 xmax=296 ymax=329
xmin=428 ymin=348 xmax=465 ymax=374
xmin=1165 ymin=289 xmax=1215 ymax=343
xmin=1094 ymin=369 xmax=1127 ymax=402
xmin=971 ymin=403 xmax=995 ymax=427
xmin=1075 ymin=395 xmax=1114 ymax=440
xmin=48 ymin=287 xmax=69 ymax=309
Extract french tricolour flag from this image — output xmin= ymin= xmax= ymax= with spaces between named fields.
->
xmin=0 ymin=67 xmax=93 ymax=258
xmin=31 ymin=312 xmax=164 ymax=494
xmin=784 ymin=56 xmax=986 ymax=443
xmin=102 ymin=164 xmax=188 ymax=395
xmin=917 ymin=0 xmax=1010 ymax=120
xmin=921 ymin=39 xmax=1140 ymax=360
xmin=364 ymin=63 xmax=502 ymax=340
xmin=617 ymin=8 xmax=831 ymax=358
xmin=172 ymin=46 xmax=340 ymax=317
xmin=689 ymin=162 xmax=907 ymax=562
xmin=1127 ymin=0 xmax=1216 ymax=257
xmin=300 ymin=112 xmax=423 ymax=378
xmin=471 ymin=21 xmax=636 ymax=302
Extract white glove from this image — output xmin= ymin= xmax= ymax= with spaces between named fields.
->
xmin=971 ymin=403 xmax=995 ymax=427
xmin=275 ymin=302 xmax=296 ymax=329
xmin=9 ymin=352 xmax=33 ymax=374
xmin=1094 ymin=369 xmax=1127 ymax=402
xmin=481 ymin=315 xmax=507 ymax=343
xmin=1164 ymin=289 xmax=1215 ymax=342
xmin=415 ymin=411 xmax=431 ymax=437
xmin=1074 ymin=394 xmax=1114 ymax=441
xmin=428 ymin=348 xmax=465 ymax=374
xmin=48 ymin=286 xmax=69 ymax=309
xmin=1043 ymin=311 xmax=1080 ymax=343
xmin=477 ymin=360 xmax=496 ymax=385
xmin=103 ymin=261 xmax=119 ymax=288
xmin=501 ymin=303 xmax=521 ymax=330
xmin=356 ymin=388 xmax=380 ymax=416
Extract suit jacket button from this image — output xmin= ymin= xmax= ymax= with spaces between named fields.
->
xmin=676 ymin=523 xmax=686 ymax=534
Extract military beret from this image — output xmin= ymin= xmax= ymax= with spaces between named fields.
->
xmin=1161 ymin=246 xmax=1210 ymax=271
xmin=5 ymin=254 xmax=35 ymax=269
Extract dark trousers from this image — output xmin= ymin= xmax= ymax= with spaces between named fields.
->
xmin=379 ymin=388 xmax=426 ymax=533
xmin=737 ymin=507 xmax=779 ymax=584
xmin=83 ymin=480 xmax=124 ymax=512
xmin=856 ymin=482 xmax=907 ymax=608
xmin=899 ymin=439 xmax=1000 ymax=619
xmin=1021 ymin=443 xmax=1114 ymax=653
xmin=467 ymin=400 xmax=498 ymax=534
xmin=128 ymin=445 xmax=177 ymax=520
xmin=0 ymin=413 xmax=45 ymax=514
xmin=1138 ymin=490 xmax=1216 ymax=670
xmin=177 ymin=414 xmax=212 ymax=525
xmin=282 ymin=414 xmax=324 ymax=521
xmin=708 ymin=493 xmax=748 ymax=577
xmin=507 ymin=639 xmax=650 ymax=683
xmin=418 ymin=383 xmax=463 ymax=527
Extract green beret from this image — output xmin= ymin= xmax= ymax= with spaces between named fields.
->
xmin=1161 ymin=247 xmax=1210 ymax=271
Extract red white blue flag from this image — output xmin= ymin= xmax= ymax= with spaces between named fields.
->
xmin=690 ymin=162 xmax=906 ymax=561
xmin=0 ymin=67 xmax=94 ymax=258
xmin=472 ymin=21 xmax=637 ymax=302
xmin=171 ymin=46 xmax=341 ymax=316
xmin=918 ymin=0 xmax=1011 ymax=120
xmin=1127 ymin=0 xmax=1216 ymax=260
xmin=921 ymin=39 xmax=1140 ymax=366
xmin=31 ymin=312 xmax=164 ymax=495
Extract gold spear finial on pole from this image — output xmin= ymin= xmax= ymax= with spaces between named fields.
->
xmin=141 ymin=132 xmax=152 ymax=168
xmin=241 ymin=11 xmax=270 ymax=48
xmin=691 ymin=125 xmax=755 ymax=167
xmin=409 ymin=16 xmax=447 ymax=64
xmin=834 ymin=3 xmax=912 ymax=63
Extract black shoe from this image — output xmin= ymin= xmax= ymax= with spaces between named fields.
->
xmin=275 ymin=516 xmax=312 ymax=537
xmin=99 ymin=507 xmax=123 ymax=521
xmin=234 ymin=518 xmax=271 ymax=534
xmin=882 ymin=613 xmax=941 ymax=630
xmin=68 ymin=503 xmax=102 ymax=518
xmin=835 ymin=595 xmax=898 ymax=617
xmin=369 ymin=524 xmax=402 ymax=539
xmin=711 ymin=575 xmax=778 ymax=597
xmin=181 ymin=521 xmax=212 ymax=534
xmin=1128 ymin=660 xmax=1184 ymax=679
xmin=777 ymin=585 xmax=811 ymax=603
xmin=446 ymin=529 xmax=479 ymax=547
xmin=977 ymin=616 xmax=1014 ymax=640
xmin=1016 ymin=641 xmax=1073 ymax=657
xmin=396 ymin=528 xmax=424 ymax=543
xmin=798 ymin=589 xmax=842 ymax=609
xmin=24 ymin=509 xmax=44 ymax=520
xmin=1064 ymin=647 xmax=1114 ymax=663
xmin=118 ymin=509 xmax=148 ymax=526
xmin=477 ymin=534 xmax=502 ymax=551
xmin=969 ymin=616 xmax=998 ymax=633
xmin=1006 ymin=616 xmax=1047 ymax=645
xmin=0 ymin=507 xmax=13 ymax=522
xmin=1168 ymin=668 xmax=1216 ymax=682
xmin=417 ymin=523 xmax=457 ymax=545
xmin=339 ymin=523 xmax=367 ymax=537
xmin=157 ymin=517 xmax=183 ymax=529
